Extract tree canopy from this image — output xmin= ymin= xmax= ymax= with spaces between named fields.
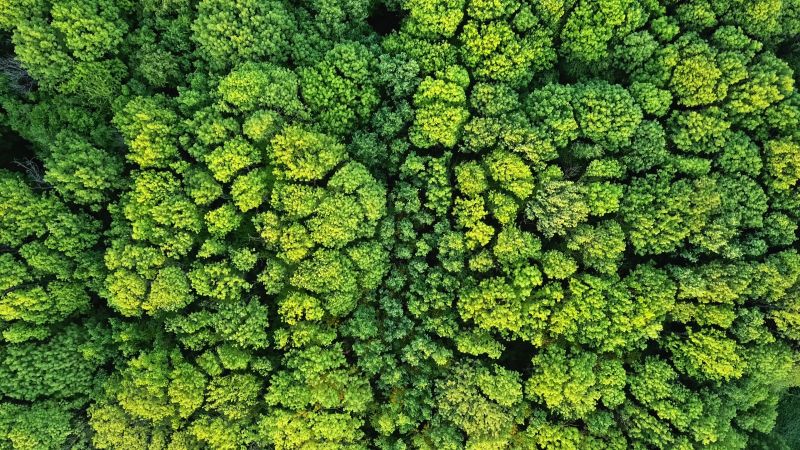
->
xmin=1 ymin=0 xmax=800 ymax=448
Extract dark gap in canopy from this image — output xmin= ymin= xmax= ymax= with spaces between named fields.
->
xmin=368 ymin=2 xmax=403 ymax=36
xmin=0 ymin=127 xmax=37 ymax=174
xmin=499 ymin=339 xmax=537 ymax=374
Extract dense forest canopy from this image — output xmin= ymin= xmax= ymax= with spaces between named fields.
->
xmin=1 ymin=0 xmax=800 ymax=448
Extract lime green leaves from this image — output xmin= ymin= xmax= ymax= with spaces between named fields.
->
xmin=410 ymin=67 xmax=471 ymax=148
xmin=270 ymin=126 xmax=346 ymax=182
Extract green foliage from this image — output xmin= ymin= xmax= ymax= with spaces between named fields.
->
xmin=191 ymin=0 xmax=295 ymax=71
xmin=299 ymin=42 xmax=380 ymax=135
xmin=526 ymin=179 xmax=590 ymax=238
xmin=402 ymin=0 xmax=465 ymax=38
xmin=0 ymin=171 xmax=105 ymax=340
xmin=559 ymin=0 xmax=650 ymax=75
xmin=43 ymin=131 xmax=123 ymax=206
xmin=409 ymin=67 xmax=471 ymax=148
xmin=0 ymin=322 xmax=110 ymax=402
xmin=114 ymin=96 xmax=181 ymax=169
xmin=0 ymin=402 xmax=80 ymax=450
xmin=218 ymin=62 xmax=304 ymax=116
xmin=260 ymin=345 xmax=373 ymax=449
xmin=270 ymin=125 xmax=347 ymax=182
xmin=621 ymin=171 xmax=720 ymax=255
xmin=526 ymin=345 xmax=625 ymax=420
xmin=1 ymin=1 xmax=799 ymax=448
xmin=436 ymin=362 xmax=526 ymax=447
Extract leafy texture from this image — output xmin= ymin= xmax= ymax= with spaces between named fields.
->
xmin=0 ymin=0 xmax=799 ymax=448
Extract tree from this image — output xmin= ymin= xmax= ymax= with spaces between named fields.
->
xmin=436 ymin=361 xmax=527 ymax=447
xmin=0 ymin=402 xmax=81 ymax=450
xmin=270 ymin=126 xmax=347 ymax=182
xmin=218 ymin=62 xmax=305 ymax=116
xmin=0 ymin=171 xmax=105 ymax=341
xmin=559 ymin=0 xmax=650 ymax=76
xmin=260 ymin=345 xmax=373 ymax=449
xmin=765 ymin=138 xmax=800 ymax=190
xmin=300 ymin=42 xmax=379 ymax=135
xmin=459 ymin=18 xmax=554 ymax=87
xmin=113 ymin=96 xmax=181 ymax=169
xmin=192 ymin=0 xmax=296 ymax=71
xmin=401 ymin=0 xmax=465 ymax=39
xmin=621 ymin=171 xmax=720 ymax=255
xmin=409 ymin=66 xmax=471 ymax=148
xmin=526 ymin=179 xmax=590 ymax=238
xmin=567 ymin=220 xmax=626 ymax=274
xmin=526 ymin=345 xmax=625 ymax=420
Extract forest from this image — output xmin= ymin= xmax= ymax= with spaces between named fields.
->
xmin=0 ymin=0 xmax=800 ymax=448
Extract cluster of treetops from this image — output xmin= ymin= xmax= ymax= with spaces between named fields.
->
xmin=1 ymin=0 xmax=800 ymax=448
